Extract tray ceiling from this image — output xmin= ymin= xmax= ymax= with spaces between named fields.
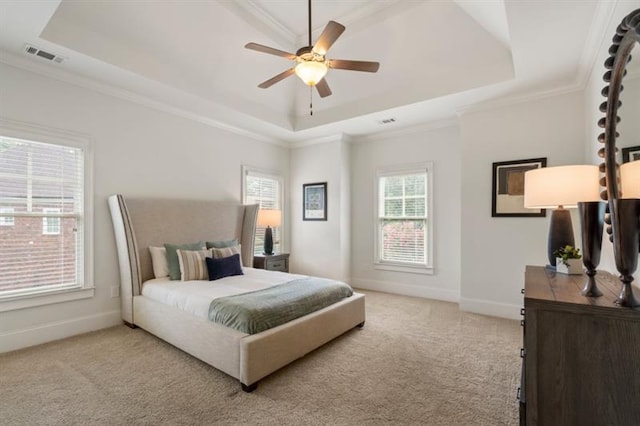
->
xmin=0 ymin=0 xmax=604 ymax=144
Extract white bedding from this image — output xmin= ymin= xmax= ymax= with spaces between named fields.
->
xmin=141 ymin=267 xmax=308 ymax=319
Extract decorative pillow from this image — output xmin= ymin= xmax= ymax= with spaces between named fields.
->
xmin=206 ymin=239 xmax=238 ymax=249
xmin=210 ymin=245 xmax=243 ymax=266
xmin=149 ymin=246 xmax=169 ymax=278
xmin=206 ymin=254 xmax=244 ymax=281
xmin=177 ymin=249 xmax=211 ymax=281
xmin=164 ymin=241 xmax=205 ymax=280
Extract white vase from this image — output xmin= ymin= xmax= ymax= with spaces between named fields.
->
xmin=556 ymin=258 xmax=583 ymax=275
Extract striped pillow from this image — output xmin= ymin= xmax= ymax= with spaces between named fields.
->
xmin=176 ymin=249 xmax=211 ymax=281
xmin=210 ymin=245 xmax=243 ymax=266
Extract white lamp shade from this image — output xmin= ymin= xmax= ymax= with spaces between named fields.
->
xmin=620 ymin=160 xmax=640 ymax=199
xmin=257 ymin=209 xmax=282 ymax=227
xmin=294 ymin=61 xmax=328 ymax=86
xmin=524 ymin=165 xmax=601 ymax=209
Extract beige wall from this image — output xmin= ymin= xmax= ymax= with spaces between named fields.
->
xmin=0 ymin=62 xmax=289 ymax=352
xmin=459 ymin=92 xmax=587 ymax=318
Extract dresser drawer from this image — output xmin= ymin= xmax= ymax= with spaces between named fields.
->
xmin=266 ymin=258 xmax=287 ymax=271
xmin=253 ymin=253 xmax=289 ymax=272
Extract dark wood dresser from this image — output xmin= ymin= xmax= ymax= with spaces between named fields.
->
xmin=520 ymin=265 xmax=640 ymax=426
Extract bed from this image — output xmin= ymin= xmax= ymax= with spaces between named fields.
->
xmin=108 ymin=194 xmax=365 ymax=391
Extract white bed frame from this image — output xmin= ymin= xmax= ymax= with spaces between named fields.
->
xmin=108 ymin=194 xmax=365 ymax=391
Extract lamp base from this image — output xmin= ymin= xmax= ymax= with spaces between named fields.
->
xmin=614 ymin=281 xmax=639 ymax=308
xmin=547 ymin=207 xmax=575 ymax=267
xmin=578 ymin=201 xmax=605 ymax=299
xmin=263 ymin=226 xmax=274 ymax=256
xmin=581 ymin=272 xmax=603 ymax=298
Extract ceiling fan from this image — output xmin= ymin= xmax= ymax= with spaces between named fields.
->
xmin=244 ymin=0 xmax=380 ymax=99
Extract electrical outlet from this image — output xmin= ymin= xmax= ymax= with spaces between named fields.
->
xmin=110 ymin=286 xmax=120 ymax=298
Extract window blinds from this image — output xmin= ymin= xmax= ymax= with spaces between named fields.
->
xmin=379 ymin=172 xmax=427 ymax=264
xmin=244 ymin=170 xmax=282 ymax=255
xmin=0 ymin=136 xmax=84 ymax=294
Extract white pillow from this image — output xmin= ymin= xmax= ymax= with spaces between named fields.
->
xmin=149 ymin=246 xmax=170 ymax=278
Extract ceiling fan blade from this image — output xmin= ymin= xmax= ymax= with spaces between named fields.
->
xmin=245 ymin=42 xmax=296 ymax=60
xmin=258 ymin=68 xmax=295 ymax=89
xmin=312 ymin=21 xmax=346 ymax=55
xmin=316 ymin=78 xmax=332 ymax=98
xmin=328 ymin=59 xmax=380 ymax=73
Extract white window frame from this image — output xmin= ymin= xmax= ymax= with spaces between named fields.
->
xmin=42 ymin=208 xmax=61 ymax=235
xmin=241 ymin=165 xmax=285 ymax=254
xmin=374 ymin=162 xmax=434 ymax=275
xmin=0 ymin=118 xmax=94 ymax=312
xmin=0 ymin=207 xmax=14 ymax=226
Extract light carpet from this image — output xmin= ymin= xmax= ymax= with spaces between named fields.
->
xmin=0 ymin=290 xmax=521 ymax=425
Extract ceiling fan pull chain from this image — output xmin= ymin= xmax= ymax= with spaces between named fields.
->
xmin=310 ymin=86 xmax=313 ymax=116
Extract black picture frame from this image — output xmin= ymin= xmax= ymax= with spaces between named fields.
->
xmin=492 ymin=157 xmax=547 ymax=217
xmin=622 ymin=145 xmax=640 ymax=163
xmin=303 ymin=182 xmax=327 ymax=221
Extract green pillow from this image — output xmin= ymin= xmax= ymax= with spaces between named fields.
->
xmin=164 ymin=241 xmax=205 ymax=280
xmin=206 ymin=239 xmax=238 ymax=249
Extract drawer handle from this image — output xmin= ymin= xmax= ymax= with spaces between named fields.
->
xmin=517 ymin=387 xmax=521 ymax=401
xmin=521 ymin=288 xmax=525 ymax=294
xmin=520 ymin=308 xmax=525 ymax=316
xmin=520 ymin=320 xmax=525 ymax=327
xmin=520 ymin=348 xmax=526 ymax=358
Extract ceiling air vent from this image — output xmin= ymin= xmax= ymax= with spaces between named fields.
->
xmin=23 ymin=44 xmax=65 ymax=64
xmin=378 ymin=118 xmax=396 ymax=125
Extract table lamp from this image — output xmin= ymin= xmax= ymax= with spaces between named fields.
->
xmin=524 ymin=165 xmax=600 ymax=268
xmin=612 ymin=159 xmax=640 ymax=307
xmin=257 ymin=209 xmax=281 ymax=255
xmin=620 ymin=160 xmax=640 ymax=199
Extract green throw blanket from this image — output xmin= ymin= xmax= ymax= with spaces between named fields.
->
xmin=208 ymin=277 xmax=354 ymax=334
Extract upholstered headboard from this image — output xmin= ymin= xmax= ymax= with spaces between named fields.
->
xmin=108 ymin=194 xmax=258 ymax=324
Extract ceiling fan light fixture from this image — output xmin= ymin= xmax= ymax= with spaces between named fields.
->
xmin=294 ymin=61 xmax=328 ymax=86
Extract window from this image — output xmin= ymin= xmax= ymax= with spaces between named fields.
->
xmin=242 ymin=166 xmax=283 ymax=255
xmin=42 ymin=208 xmax=61 ymax=235
xmin=0 ymin=126 xmax=93 ymax=308
xmin=0 ymin=207 xmax=14 ymax=226
xmin=375 ymin=163 xmax=433 ymax=274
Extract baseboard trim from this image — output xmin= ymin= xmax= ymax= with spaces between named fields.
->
xmin=0 ymin=310 xmax=122 ymax=353
xmin=459 ymin=297 xmax=521 ymax=320
xmin=350 ymin=278 xmax=459 ymax=303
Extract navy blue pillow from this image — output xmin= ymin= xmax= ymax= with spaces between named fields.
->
xmin=206 ymin=253 xmax=244 ymax=281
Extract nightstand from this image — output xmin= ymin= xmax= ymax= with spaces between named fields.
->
xmin=253 ymin=253 xmax=289 ymax=272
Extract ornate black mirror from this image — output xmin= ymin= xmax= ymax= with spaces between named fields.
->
xmin=598 ymin=9 xmax=640 ymax=307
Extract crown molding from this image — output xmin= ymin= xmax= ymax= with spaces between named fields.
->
xmin=457 ymin=1 xmax=621 ymax=118
xmin=353 ymin=118 xmax=459 ymax=144
xmin=224 ymin=1 xmax=297 ymax=50
xmin=299 ymin=0 xmax=408 ymax=45
xmin=290 ymin=133 xmax=344 ymax=149
xmin=575 ymin=0 xmax=619 ymax=91
xmin=0 ymin=51 xmax=289 ymax=148
xmin=455 ymin=79 xmax=584 ymax=117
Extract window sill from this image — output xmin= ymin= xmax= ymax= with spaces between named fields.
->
xmin=0 ymin=286 xmax=95 ymax=312
xmin=374 ymin=262 xmax=434 ymax=275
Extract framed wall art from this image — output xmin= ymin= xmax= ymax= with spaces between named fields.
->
xmin=622 ymin=145 xmax=640 ymax=163
xmin=492 ymin=157 xmax=547 ymax=217
xmin=303 ymin=182 xmax=327 ymax=221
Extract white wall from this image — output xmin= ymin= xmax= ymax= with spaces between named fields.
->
xmin=459 ymin=92 xmax=587 ymax=319
xmin=289 ymin=138 xmax=351 ymax=281
xmin=0 ymin=63 xmax=289 ymax=352
xmin=349 ymin=124 xmax=461 ymax=302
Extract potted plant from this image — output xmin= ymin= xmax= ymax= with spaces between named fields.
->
xmin=554 ymin=245 xmax=583 ymax=275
